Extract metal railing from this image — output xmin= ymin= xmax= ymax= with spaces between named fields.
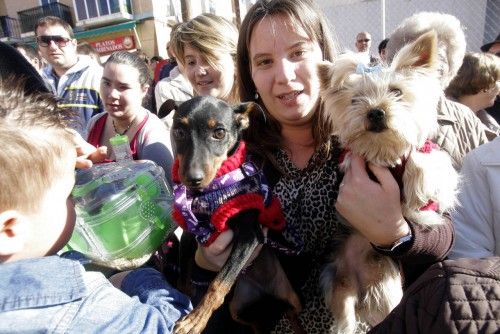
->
xmin=0 ymin=16 xmax=22 ymax=39
xmin=18 ymin=2 xmax=74 ymax=34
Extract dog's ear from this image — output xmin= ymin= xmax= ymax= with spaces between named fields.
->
xmin=233 ymin=102 xmax=259 ymax=130
xmin=391 ymin=30 xmax=438 ymax=72
xmin=158 ymin=99 xmax=181 ymax=119
xmin=318 ymin=61 xmax=336 ymax=90
xmin=318 ymin=58 xmax=359 ymax=94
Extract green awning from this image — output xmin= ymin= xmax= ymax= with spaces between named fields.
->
xmin=74 ymin=21 xmax=136 ymax=40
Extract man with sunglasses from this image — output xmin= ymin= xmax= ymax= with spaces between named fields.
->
xmin=354 ymin=31 xmax=379 ymax=66
xmin=35 ymin=16 xmax=103 ymax=136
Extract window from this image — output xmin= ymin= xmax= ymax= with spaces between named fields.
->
xmin=73 ymin=0 xmax=132 ymax=21
xmin=40 ymin=0 xmax=58 ymax=5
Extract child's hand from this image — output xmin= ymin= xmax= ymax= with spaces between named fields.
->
xmin=76 ymin=143 xmax=107 ymax=169
xmin=335 ymin=153 xmax=410 ymax=247
xmin=70 ymin=130 xmax=108 ymax=168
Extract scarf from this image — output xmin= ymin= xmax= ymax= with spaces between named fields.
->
xmin=172 ymin=141 xmax=286 ymax=246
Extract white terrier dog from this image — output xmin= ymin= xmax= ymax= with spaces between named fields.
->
xmin=317 ymin=31 xmax=458 ymax=334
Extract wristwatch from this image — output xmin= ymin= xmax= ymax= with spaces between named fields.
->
xmin=372 ymin=229 xmax=413 ymax=253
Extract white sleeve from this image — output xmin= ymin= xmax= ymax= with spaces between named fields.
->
xmin=136 ymin=113 xmax=174 ymax=186
xmin=450 ymin=150 xmax=495 ymax=259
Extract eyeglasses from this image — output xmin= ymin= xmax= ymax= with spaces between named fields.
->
xmin=357 ymin=39 xmax=371 ymax=43
xmin=36 ymin=35 xmax=72 ymax=47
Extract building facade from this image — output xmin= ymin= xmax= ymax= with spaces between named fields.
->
xmin=0 ymin=0 xmax=254 ymax=60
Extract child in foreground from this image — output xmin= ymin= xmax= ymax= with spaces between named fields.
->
xmin=0 ymin=81 xmax=192 ymax=333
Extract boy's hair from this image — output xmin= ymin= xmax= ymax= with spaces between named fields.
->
xmin=34 ymin=16 xmax=74 ymax=37
xmin=0 ymin=79 xmax=76 ymax=214
xmin=445 ymin=52 xmax=500 ymax=99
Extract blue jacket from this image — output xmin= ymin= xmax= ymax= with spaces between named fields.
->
xmin=42 ymin=55 xmax=104 ymax=136
xmin=0 ymin=256 xmax=192 ymax=333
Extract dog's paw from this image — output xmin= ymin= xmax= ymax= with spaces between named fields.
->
xmin=174 ymin=310 xmax=209 ymax=334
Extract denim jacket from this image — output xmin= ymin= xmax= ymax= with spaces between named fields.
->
xmin=0 ymin=256 xmax=192 ymax=333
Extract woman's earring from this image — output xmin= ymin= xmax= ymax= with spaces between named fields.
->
xmin=254 ymin=92 xmax=259 ymax=100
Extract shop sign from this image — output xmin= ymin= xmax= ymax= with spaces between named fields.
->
xmin=91 ymin=36 xmax=135 ymax=54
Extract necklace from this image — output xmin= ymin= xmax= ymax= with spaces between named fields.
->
xmin=112 ymin=119 xmax=134 ymax=135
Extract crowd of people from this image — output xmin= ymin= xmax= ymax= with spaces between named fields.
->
xmin=0 ymin=0 xmax=499 ymax=333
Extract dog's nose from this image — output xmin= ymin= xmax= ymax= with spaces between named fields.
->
xmin=367 ymin=108 xmax=386 ymax=132
xmin=367 ymin=109 xmax=385 ymax=122
xmin=186 ymin=171 xmax=204 ymax=188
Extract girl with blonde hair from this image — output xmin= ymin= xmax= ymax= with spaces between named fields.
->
xmin=170 ymin=13 xmax=239 ymax=104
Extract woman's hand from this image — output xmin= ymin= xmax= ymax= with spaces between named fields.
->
xmin=70 ymin=130 xmax=108 ymax=169
xmin=195 ymin=229 xmax=234 ymax=271
xmin=335 ymin=153 xmax=410 ymax=247
xmin=195 ymin=228 xmax=267 ymax=272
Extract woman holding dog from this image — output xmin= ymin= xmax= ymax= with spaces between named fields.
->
xmin=187 ymin=0 xmax=455 ymax=333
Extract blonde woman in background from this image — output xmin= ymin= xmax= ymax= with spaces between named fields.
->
xmin=445 ymin=52 xmax=500 ymax=135
xmin=170 ymin=13 xmax=239 ymax=104
xmin=154 ymin=23 xmax=194 ymax=128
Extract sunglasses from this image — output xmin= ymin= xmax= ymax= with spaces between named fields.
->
xmin=37 ymin=35 xmax=72 ymax=47
xmin=357 ymin=39 xmax=371 ymax=43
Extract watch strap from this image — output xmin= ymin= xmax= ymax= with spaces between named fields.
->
xmin=372 ymin=229 xmax=413 ymax=253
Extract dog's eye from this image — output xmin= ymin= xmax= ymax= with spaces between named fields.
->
xmin=213 ymin=128 xmax=226 ymax=140
xmin=390 ymin=88 xmax=402 ymax=97
xmin=351 ymin=97 xmax=359 ymax=104
xmin=172 ymin=128 xmax=186 ymax=140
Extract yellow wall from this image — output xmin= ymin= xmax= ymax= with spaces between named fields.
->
xmin=1 ymin=0 xmax=75 ymax=28
xmin=0 ymin=0 xmax=7 ymax=16
xmin=1 ymin=0 xmax=72 ymax=19
xmin=1 ymin=0 xmax=38 ymax=18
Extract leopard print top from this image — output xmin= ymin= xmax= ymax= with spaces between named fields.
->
xmin=270 ymin=140 xmax=345 ymax=333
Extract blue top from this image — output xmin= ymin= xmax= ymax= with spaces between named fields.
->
xmin=0 ymin=256 xmax=192 ymax=333
xmin=42 ymin=55 xmax=104 ymax=136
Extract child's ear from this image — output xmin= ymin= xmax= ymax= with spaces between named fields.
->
xmin=0 ymin=211 xmax=28 ymax=257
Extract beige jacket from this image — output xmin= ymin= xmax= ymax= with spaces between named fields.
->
xmin=433 ymin=96 xmax=491 ymax=170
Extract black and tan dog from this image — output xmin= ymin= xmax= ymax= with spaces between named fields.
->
xmin=170 ymin=96 xmax=302 ymax=334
